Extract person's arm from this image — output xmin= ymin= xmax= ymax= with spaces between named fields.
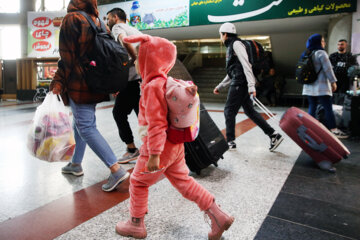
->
xmin=214 ymin=74 xmax=231 ymax=93
xmin=233 ymin=41 xmax=256 ymax=94
xmin=349 ymin=53 xmax=359 ymax=66
xmin=143 ymin=80 xmax=168 ymax=170
xmin=318 ymin=51 xmax=337 ymax=83
xmin=119 ymin=34 xmax=137 ymax=62
xmin=50 ymin=60 xmax=65 ymax=94
xmin=112 ymin=25 xmax=137 ymax=62
xmin=50 ymin=13 xmax=80 ymax=94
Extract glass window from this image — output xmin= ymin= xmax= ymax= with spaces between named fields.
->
xmin=0 ymin=26 xmax=21 ymax=60
xmin=0 ymin=0 xmax=20 ymax=13
xmin=36 ymin=0 xmax=70 ymax=11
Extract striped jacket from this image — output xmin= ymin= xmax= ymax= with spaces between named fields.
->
xmin=302 ymin=50 xmax=337 ymax=97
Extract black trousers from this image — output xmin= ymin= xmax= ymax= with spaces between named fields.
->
xmin=224 ymin=84 xmax=274 ymax=141
xmin=112 ymin=80 xmax=141 ymax=145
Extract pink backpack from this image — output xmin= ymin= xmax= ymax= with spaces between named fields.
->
xmin=165 ymin=77 xmax=200 ymax=144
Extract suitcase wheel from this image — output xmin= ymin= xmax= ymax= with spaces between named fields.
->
xmin=213 ymin=162 xmax=218 ymax=167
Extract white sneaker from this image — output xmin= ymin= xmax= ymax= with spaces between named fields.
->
xmin=227 ymin=141 xmax=236 ymax=150
xmin=331 ymin=129 xmax=349 ymax=139
xmin=269 ymin=133 xmax=284 ymax=152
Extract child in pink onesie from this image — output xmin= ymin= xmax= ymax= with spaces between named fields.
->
xmin=115 ymin=34 xmax=234 ymax=240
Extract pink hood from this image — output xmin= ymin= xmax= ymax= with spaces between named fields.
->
xmin=123 ymin=34 xmax=177 ymax=85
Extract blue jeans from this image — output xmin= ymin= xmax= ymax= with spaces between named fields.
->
xmin=307 ymin=95 xmax=336 ymax=129
xmin=69 ymin=98 xmax=117 ymax=168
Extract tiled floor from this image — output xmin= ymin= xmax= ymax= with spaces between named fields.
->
xmin=0 ymin=100 xmax=358 ymax=240
xmin=256 ymin=140 xmax=360 ymax=240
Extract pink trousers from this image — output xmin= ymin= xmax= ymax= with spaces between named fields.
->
xmin=129 ymin=140 xmax=214 ymax=218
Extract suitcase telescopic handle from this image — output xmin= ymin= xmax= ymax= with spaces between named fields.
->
xmin=252 ymin=96 xmax=279 ymax=126
xmin=297 ymin=125 xmax=328 ymax=152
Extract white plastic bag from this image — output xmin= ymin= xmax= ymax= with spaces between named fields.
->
xmin=27 ymin=93 xmax=75 ymax=162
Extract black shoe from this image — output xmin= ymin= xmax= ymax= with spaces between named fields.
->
xmin=228 ymin=141 xmax=236 ymax=150
xmin=269 ymin=133 xmax=284 ymax=152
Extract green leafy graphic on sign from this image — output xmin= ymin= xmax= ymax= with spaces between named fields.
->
xmin=134 ymin=11 xmax=189 ymax=30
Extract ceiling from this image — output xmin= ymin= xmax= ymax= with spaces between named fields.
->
xmin=143 ymin=14 xmax=337 ymax=40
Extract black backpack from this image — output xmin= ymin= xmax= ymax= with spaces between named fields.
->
xmin=242 ymin=40 xmax=268 ymax=76
xmin=78 ymin=11 xmax=129 ymax=94
xmin=295 ymin=50 xmax=321 ymax=84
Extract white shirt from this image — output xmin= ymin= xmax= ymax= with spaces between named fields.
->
xmin=111 ymin=23 xmax=142 ymax=81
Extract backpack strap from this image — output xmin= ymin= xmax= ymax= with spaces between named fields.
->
xmin=77 ymin=11 xmax=106 ymax=33
xmin=74 ymin=11 xmax=106 ymax=70
xmin=252 ymin=40 xmax=260 ymax=59
xmin=240 ymin=40 xmax=254 ymax=63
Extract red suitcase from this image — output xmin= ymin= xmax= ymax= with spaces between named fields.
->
xmin=279 ymin=107 xmax=350 ymax=172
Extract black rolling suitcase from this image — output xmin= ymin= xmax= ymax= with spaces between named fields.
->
xmin=342 ymin=94 xmax=360 ymax=136
xmin=184 ymin=104 xmax=229 ymax=175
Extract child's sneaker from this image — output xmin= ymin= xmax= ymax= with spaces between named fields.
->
xmin=269 ymin=133 xmax=284 ymax=152
xmin=204 ymin=201 xmax=234 ymax=240
xmin=61 ymin=163 xmax=84 ymax=176
xmin=331 ymin=129 xmax=349 ymax=139
xmin=227 ymin=141 xmax=236 ymax=150
xmin=102 ymin=168 xmax=130 ymax=192
xmin=116 ymin=217 xmax=147 ymax=239
xmin=118 ymin=148 xmax=140 ymax=164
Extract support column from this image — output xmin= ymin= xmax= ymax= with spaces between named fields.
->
xmin=351 ymin=1 xmax=360 ymax=62
xmin=20 ymin=0 xmax=36 ymax=58
xmin=327 ymin=14 xmax=352 ymax=55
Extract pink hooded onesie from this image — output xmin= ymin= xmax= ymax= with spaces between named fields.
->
xmin=123 ymin=34 xmax=214 ymax=218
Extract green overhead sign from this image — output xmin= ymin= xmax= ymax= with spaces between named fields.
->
xmin=189 ymin=0 xmax=357 ymax=26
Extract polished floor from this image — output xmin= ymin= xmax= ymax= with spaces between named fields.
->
xmin=0 ymin=99 xmax=358 ymax=240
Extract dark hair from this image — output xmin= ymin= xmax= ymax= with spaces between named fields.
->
xmin=338 ymin=39 xmax=347 ymax=43
xmin=221 ymin=32 xmax=237 ymax=38
xmin=107 ymin=8 xmax=127 ymax=22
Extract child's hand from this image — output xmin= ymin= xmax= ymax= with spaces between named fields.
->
xmin=146 ymin=155 xmax=160 ymax=172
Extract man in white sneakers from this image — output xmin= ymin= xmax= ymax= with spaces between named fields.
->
xmin=107 ymin=8 xmax=142 ymax=163
xmin=213 ymin=22 xmax=283 ymax=151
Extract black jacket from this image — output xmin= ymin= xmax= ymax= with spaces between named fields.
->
xmin=225 ymin=37 xmax=247 ymax=86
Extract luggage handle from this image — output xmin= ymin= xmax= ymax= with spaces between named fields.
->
xmin=297 ymin=125 xmax=327 ymax=152
xmin=252 ymin=96 xmax=279 ymax=126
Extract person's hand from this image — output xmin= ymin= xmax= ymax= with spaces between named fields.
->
xmin=52 ymin=87 xmax=61 ymax=95
xmin=146 ymin=155 xmax=160 ymax=172
xmin=213 ymin=88 xmax=219 ymax=95
xmin=130 ymin=58 xmax=136 ymax=66
xmin=331 ymin=82 xmax=337 ymax=92
xmin=250 ymin=91 xmax=256 ymax=98
xmin=113 ymin=91 xmax=119 ymax=97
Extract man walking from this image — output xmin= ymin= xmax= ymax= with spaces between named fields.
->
xmin=213 ymin=22 xmax=283 ymax=151
xmin=329 ymin=39 xmax=358 ymax=104
xmin=107 ymin=8 xmax=142 ymax=163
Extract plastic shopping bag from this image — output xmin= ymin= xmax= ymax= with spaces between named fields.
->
xmin=27 ymin=93 xmax=75 ymax=162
